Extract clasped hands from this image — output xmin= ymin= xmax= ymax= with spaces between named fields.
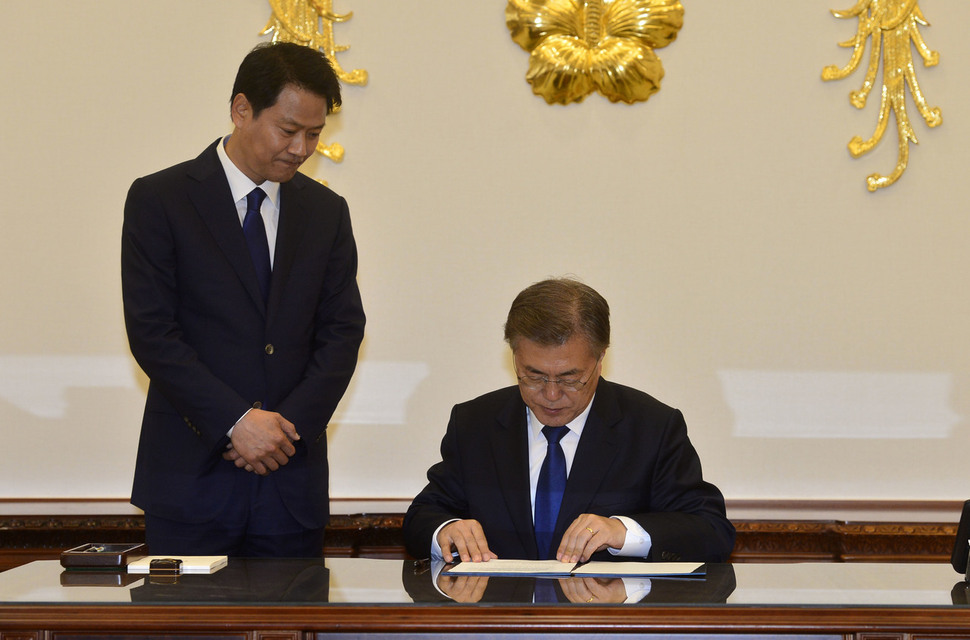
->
xmin=222 ymin=408 xmax=300 ymax=476
xmin=437 ymin=513 xmax=627 ymax=564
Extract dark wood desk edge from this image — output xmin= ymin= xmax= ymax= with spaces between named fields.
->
xmin=1 ymin=603 xmax=970 ymax=634
xmin=0 ymin=513 xmax=960 ymax=570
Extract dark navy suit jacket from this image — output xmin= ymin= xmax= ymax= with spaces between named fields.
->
xmin=122 ymin=140 xmax=365 ymax=530
xmin=403 ymin=380 xmax=735 ymax=562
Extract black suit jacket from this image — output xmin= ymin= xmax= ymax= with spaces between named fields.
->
xmin=121 ymin=140 xmax=365 ymax=529
xmin=403 ymin=380 xmax=735 ymax=562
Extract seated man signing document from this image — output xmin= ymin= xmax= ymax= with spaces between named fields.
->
xmin=403 ymin=278 xmax=735 ymax=565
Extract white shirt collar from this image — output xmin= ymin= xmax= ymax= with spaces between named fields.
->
xmin=216 ymin=135 xmax=281 ymax=209
xmin=527 ymin=394 xmax=596 ymax=441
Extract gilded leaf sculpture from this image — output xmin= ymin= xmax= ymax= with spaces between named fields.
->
xmin=262 ymin=0 xmax=368 ymax=163
xmin=822 ymin=0 xmax=942 ymax=192
xmin=506 ymin=0 xmax=684 ymax=105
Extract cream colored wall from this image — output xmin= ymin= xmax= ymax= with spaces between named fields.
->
xmin=1 ymin=1 xmax=968 ymax=518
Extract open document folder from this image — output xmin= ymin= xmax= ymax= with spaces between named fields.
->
xmin=442 ymin=559 xmax=705 ymax=578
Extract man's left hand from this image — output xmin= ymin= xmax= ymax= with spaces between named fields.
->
xmin=222 ymin=409 xmax=299 ymax=474
xmin=559 ymin=576 xmax=629 ymax=603
xmin=556 ymin=514 xmax=627 ymax=563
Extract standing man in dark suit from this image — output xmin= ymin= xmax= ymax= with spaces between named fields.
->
xmin=404 ymin=278 xmax=733 ymax=565
xmin=122 ymin=42 xmax=365 ymax=557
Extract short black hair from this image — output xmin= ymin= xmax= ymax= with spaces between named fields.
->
xmin=231 ymin=42 xmax=342 ymax=117
xmin=504 ymin=278 xmax=610 ymax=356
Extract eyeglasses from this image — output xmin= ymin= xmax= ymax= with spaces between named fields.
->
xmin=514 ymin=355 xmax=600 ymax=393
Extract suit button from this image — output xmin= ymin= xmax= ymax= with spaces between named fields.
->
xmin=252 ymin=401 xmax=262 ymax=409
xmin=264 ymin=344 xmax=274 ymax=355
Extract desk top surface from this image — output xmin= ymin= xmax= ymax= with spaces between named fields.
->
xmin=0 ymin=558 xmax=967 ymax=608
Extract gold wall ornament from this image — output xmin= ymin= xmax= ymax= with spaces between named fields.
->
xmin=505 ymin=0 xmax=684 ymax=105
xmin=262 ymin=0 xmax=368 ymax=163
xmin=822 ymin=0 xmax=942 ymax=192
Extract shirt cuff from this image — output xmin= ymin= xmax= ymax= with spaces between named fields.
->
xmin=620 ymin=577 xmax=653 ymax=602
xmin=607 ymin=515 xmax=652 ymax=557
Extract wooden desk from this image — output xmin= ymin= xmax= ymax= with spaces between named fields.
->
xmin=1 ymin=558 xmax=969 ymax=639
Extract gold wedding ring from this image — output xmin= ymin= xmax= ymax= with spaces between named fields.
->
xmin=585 ymin=527 xmax=595 ymax=534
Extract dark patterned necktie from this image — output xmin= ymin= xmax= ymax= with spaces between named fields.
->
xmin=243 ymin=187 xmax=270 ymax=304
xmin=535 ymin=425 xmax=568 ymax=560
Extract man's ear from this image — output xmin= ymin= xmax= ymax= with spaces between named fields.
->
xmin=230 ymin=93 xmax=252 ymax=128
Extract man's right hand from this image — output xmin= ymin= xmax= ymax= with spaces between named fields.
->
xmin=437 ymin=574 xmax=490 ymax=602
xmin=223 ymin=409 xmax=300 ymax=475
xmin=437 ymin=519 xmax=498 ymax=563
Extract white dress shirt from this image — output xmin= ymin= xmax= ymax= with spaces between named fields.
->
xmin=216 ymin=135 xmax=281 ymax=267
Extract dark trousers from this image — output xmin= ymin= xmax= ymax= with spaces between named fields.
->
xmin=144 ymin=472 xmax=325 ymax=557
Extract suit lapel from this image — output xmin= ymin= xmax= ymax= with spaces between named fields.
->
xmin=268 ymin=179 xmax=308 ymax=323
xmin=187 ymin=142 xmax=266 ymax=316
xmin=556 ymin=380 xmax=622 ymax=537
xmin=490 ymin=391 xmax=539 ymax=559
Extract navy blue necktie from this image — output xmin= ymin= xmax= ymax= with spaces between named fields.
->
xmin=243 ymin=188 xmax=270 ymax=304
xmin=535 ymin=425 xmax=568 ymax=560
xmin=533 ymin=578 xmax=560 ymax=603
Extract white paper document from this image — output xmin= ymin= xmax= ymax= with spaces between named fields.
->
xmin=443 ymin=559 xmax=703 ymax=577
xmin=572 ymin=561 xmax=704 ymax=577
xmin=444 ymin=559 xmax=576 ymax=576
